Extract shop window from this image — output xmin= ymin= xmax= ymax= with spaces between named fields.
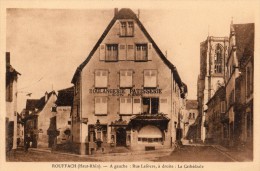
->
xmin=136 ymin=44 xmax=147 ymax=61
xmin=95 ymin=97 xmax=107 ymax=115
xmin=120 ymin=97 xmax=132 ymax=114
xmin=144 ymin=70 xmax=157 ymax=88
xmin=142 ymin=97 xmax=159 ymax=114
xmin=120 ymin=21 xmax=134 ymax=37
xmin=120 ymin=70 xmax=133 ymax=88
xmin=95 ymin=70 xmax=108 ymax=88
xmin=106 ymin=44 xmax=118 ymax=61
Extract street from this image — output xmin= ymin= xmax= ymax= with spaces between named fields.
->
xmin=6 ymin=145 xmax=238 ymax=162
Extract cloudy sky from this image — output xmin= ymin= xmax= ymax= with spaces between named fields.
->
xmin=5 ymin=1 xmax=256 ymax=112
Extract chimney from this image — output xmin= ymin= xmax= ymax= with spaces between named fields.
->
xmin=45 ymin=91 xmax=48 ymax=103
xmin=114 ymin=8 xmax=118 ymax=17
xmin=6 ymin=52 xmax=10 ymax=65
xmin=137 ymin=9 xmax=140 ymax=19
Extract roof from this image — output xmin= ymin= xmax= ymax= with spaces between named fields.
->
xmin=25 ymin=91 xmax=56 ymax=115
xmin=71 ymin=8 xmax=187 ymax=95
xmin=186 ymin=100 xmax=198 ymax=109
xmin=233 ymin=23 xmax=254 ymax=62
xmin=56 ymin=86 xmax=74 ymax=106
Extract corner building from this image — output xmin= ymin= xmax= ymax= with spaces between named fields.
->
xmin=71 ymin=8 xmax=187 ymax=155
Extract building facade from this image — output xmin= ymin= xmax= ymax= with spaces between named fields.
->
xmin=55 ymin=87 xmax=74 ymax=144
xmin=6 ymin=52 xmax=21 ymax=152
xmin=205 ymin=86 xmax=227 ymax=145
xmin=184 ymin=100 xmax=199 ymax=140
xmin=70 ymin=8 xmax=187 ymax=155
xmin=24 ymin=91 xmax=57 ymax=148
xmin=197 ymin=36 xmax=228 ymax=142
xmin=226 ymin=23 xmax=254 ymax=148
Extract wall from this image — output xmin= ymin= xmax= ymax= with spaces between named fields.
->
xmin=37 ymin=94 xmax=57 ymax=148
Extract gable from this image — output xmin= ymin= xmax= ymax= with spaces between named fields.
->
xmin=71 ymin=8 xmax=186 ymax=93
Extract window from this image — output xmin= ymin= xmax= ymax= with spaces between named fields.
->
xmin=246 ymin=66 xmax=253 ymax=97
xmin=120 ymin=70 xmax=133 ymax=88
xmin=193 ymin=113 xmax=195 ymax=119
xmin=106 ymin=44 xmax=118 ymax=61
xmin=95 ymin=97 xmax=108 ymax=115
xmin=142 ymin=97 xmax=159 ymax=114
xmin=120 ymin=97 xmax=132 ymax=114
xmin=120 ymin=21 xmax=134 ymax=36
xmin=6 ymin=78 xmax=13 ymax=102
xmin=214 ymin=44 xmax=223 ymax=74
xmin=95 ymin=70 xmax=108 ymax=88
xmin=220 ymin=101 xmax=225 ymax=113
xmin=51 ymin=107 xmax=57 ymax=112
xmin=136 ymin=44 xmax=147 ymax=61
xmin=144 ymin=70 xmax=157 ymax=88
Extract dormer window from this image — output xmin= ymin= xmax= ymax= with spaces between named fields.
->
xmin=120 ymin=21 xmax=134 ymax=37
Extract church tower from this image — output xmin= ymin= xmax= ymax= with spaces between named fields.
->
xmin=197 ymin=36 xmax=229 ymax=142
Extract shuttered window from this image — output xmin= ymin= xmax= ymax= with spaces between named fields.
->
xmin=95 ymin=70 xmax=108 ymax=88
xmin=144 ymin=70 xmax=157 ymax=88
xmin=95 ymin=97 xmax=108 ymax=115
xmin=120 ymin=70 xmax=133 ymax=88
xmin=120 ymin=97 xmax=132 ymax=114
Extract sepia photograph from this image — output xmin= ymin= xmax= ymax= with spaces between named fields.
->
xmin=1 ymin=0 xmax=260 ymax=170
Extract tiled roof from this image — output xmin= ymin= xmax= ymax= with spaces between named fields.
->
xmin=71 ymin=8 xmax=187 ymax=95
xmin=25 ymin=91 xmax=56 ymax=115
xmin=186 ymin=100 xmax=198 ymax=109
xmin=56 ymin=86 xmax=74 ymax=106
xmin=233 ymin=23 xmax=254 ymax=61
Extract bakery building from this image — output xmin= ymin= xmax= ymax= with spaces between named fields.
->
xmin=71 ymin=8 xmax=187 ymax=155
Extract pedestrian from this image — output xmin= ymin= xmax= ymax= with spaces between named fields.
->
xmin=24 ymin=134 xmax=30 ymax=152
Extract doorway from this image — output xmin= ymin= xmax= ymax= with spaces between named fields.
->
xmin=116 ymin=128 xmax=126 ymax=146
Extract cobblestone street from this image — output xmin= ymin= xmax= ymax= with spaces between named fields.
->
xmin=6 ymin=145 xmax=249 ymax=162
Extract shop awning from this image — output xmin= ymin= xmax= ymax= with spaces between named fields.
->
xmin=129 ymin=114 xmax=170 ymax=131
xmin=138 ymin=125 xmax=162 ymax=138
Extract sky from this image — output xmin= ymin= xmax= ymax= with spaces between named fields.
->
xmin=5 ymin=1 xmax=256 ymax=113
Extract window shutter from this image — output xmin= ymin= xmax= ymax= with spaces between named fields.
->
xmin=118 ymin=44 xmax=126 ymax=60
xmin=127 ymin=44 xmax=135 ymax=60
xmin=99 ymin=44 xmax=105 ymax=60
xmin=160 ymin=98 xmax=168 ymax=114
xmin=147 ymin=43 xmax=153 ymax=60
xmin=133 ymin=97 xmax=141 ymax=114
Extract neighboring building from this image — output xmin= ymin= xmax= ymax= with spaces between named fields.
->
xmin=205 ymin=86 xmax=227 ymax=145
xmin=70 ymin=8 xmax=187 ymax=155
xmin=227 ymin=23 xmax=254 ymax=148
xmin=6 ymin=52 xmax=21 ymax=152
xmin=24 ymin=91 xmax=57 ymax=148
xmin=184 ymin=100 xmax=198 ymax=140
xmin=197 ymin=36 xmax=228 ymax=142
xmin=55 ymin=87 xmax=74 ymax=144
xmin=17 ymin=112 xmax=25 ymax=147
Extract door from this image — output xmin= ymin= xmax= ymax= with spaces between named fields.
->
xmin=116 ymin=128 xmax=126 ymax=146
